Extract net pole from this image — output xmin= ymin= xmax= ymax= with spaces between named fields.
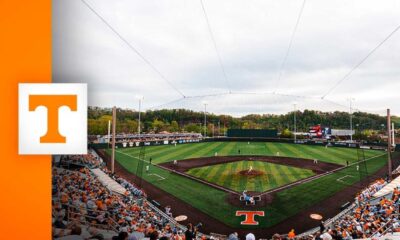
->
xmin=111 ymin=106 xmax=116 ymax=174
xmin=387 ymin=109 xmax=392 ymax=180
xmin=107 ymin=120 xmax=111 ymax=148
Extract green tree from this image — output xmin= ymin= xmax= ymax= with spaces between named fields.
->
xmin=170 ymin=120 xmax=179 ymax=132
xmin=152 ymin=119 xmax=165 ymax=133
xmin=184 ymin=123 xmax=201 ymax=133
xmin=280 ymin=128 xmax=293 ymax=138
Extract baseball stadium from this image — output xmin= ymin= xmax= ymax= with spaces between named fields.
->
xmin=53 ymin=121 xmax=400 ymax=239
xmin=51 ymin=0 xmax=400 ymax=239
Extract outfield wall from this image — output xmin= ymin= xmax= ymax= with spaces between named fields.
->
xmin=227 ymin=129 xmax=278 ymax=138
xmin=90 ymin=137 xmax=396 ymax=151
xmin=205 ymin=137 xmax=363 ymax=148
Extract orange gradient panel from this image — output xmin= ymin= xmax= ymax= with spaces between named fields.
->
xmin=0 ymin=0 xmax=51 ymax=239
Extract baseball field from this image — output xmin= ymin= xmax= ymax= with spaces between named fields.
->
xmin=105 ymin=141 xmax=387 ymax=232
xmin=186 ymin=160 xmax=315 ymax=192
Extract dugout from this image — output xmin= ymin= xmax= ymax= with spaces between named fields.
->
xmin=227 ymin=129 xmax=278 ymax=138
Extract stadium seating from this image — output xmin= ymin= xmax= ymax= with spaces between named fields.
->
xmin=52 ymin=151 xmax=196 ymax=240
xmin=54 ymin=150 xmax=400 ymax=240
xmin=292 ymin=178 xmax=400 ymax=239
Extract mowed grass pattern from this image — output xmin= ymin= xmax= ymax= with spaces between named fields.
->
xmin=110 ymin=142 xmax=387 ymax=228
xmin=187 ymin=160 xmax=315 ymax=192
xmin=117 ymin=141 xmax=381 ymax=166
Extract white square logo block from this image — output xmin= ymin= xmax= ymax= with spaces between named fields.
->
xmin=19 ymin=83 xmax=87 ymax=155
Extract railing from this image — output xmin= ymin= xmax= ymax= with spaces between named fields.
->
xmin=59 ymin=158 xmax=104 ymax=170
xmin=295 ymin=203 xmax=357 ymax=238
xmin=296 ymin=207 xmax=400 ymax=239
xmin=371 ymin=219 xmax=394 ymax=238
xmin=53 ymin=180 xmax=120 ymax=233
xmin=371 ymin=213 xmax=400 ymax=238
xmin=210 ymin=232 xmax=227 ymax=240
xmin=145 ymin=199 xmax=211 ymax=239
xmin=145 ymin=199 xmax=184 ymax=229
xmin=54 ymin=165 xmax=210 ymax=239
xmin=66 ymin=203 xmax=120 ymax=233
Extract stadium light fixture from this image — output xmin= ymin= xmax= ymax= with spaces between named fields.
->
xmin=348 ymin=98 xmax=355 ymax=142
xmin=202 ymin=101 xmax=208 ymax=137
xmin=293 ymin=102 xmax=297 ymax=143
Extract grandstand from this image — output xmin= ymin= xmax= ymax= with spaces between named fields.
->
xmin=92 ymin=133 xmax=203 ymax=145
xmin=52 ymin=151 xmax=208 ymax=240
xmin=52 ymin=141 xmax=400 ymax=239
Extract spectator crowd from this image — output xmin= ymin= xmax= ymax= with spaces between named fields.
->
xmin=54 ymin=151 xmax=400 ymax=240
xmin=287 ymin=178 xmax=400 ymax=240
xmin=53 ymin=152 xmax=196 ymax=240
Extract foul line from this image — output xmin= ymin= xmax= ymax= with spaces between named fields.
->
xmin=116 ymin=150 xmax=243 ymax=194
xmin=258 ymin=153 xmax=386 ymax=197
xmin=336 ymin=175 xmax=354 ymax=183
xmin=148 ymin=173 xmax=166 ymax=181
xmin=116 ymin=150 xmax=150 ymax=164
xmin=159 ymin=165 xmax=239 ymax=195
xmin=116 ymin=149 xmax=386 ymax=197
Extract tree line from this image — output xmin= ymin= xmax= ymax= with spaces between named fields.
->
xmin=88 ymin=106 xmax=398 ymax=138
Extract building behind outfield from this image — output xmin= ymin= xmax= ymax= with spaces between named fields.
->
xmin=227 ymin=129 xmax=278 ymax=138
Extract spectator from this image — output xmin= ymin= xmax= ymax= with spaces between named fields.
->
xmin=56 ymin=225 xmax=84 ymax=240
xmin=272 ymin=233 xmax=281 ymax=240
xmin=245 ymin=233 xmax=255 ymax=240
xmin=320 ymin=221 xmax=325 ymax=233
xmin=185 ymin=223 xmax=196 ymax=240
xmin=53 ymin=151 xmax=189 ymax=240
xmin=288 ymin=229 xmax=296 ymax=239
xmin=228 ymin=232 xmax=239 ymax=240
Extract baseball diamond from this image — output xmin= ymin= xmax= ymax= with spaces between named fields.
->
xmin=186 ymin=160 xmax=311 ymax=193
xmin=99 ymin=141 xmax=388 ymax=236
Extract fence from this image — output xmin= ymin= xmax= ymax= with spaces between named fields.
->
xmin=295 ymin=203 xmax=357 ymax=238
xmin=145 ymin=199 xmax=211 ymax=239
xmin=66 ymin=204 xmax=120 ymax=233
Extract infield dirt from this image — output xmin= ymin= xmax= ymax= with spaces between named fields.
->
xmin=97 ymin=149 xmax=389 ymax=239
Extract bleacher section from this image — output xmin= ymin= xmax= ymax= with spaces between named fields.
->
xmin=52 ymin=152 xmax=207 ymax=240
xmin=53 ymin=149 xmax=400 ymax=240
xmin=91 ymin=168 xmax=127 ymax=195
xmin=373 ymin=175 xmax=400 ymax=198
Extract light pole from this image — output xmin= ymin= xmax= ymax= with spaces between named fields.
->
xmin=387 ymin=109 xmax=392 ymax=180
xmin=107 ymin=120 xmax=111 ymax=148
xmin=111 ymin=106 xmax=116 ymax=173
xmin=355 ymin=123 xmax=359 ymax=141
xmin=392 ymin=122 xmax=396 ymax=147
xmin=203 ymin=102 xmax=208 ymax=137
xmin=293 ymin=102 xmax=297 ymax=143
xmin=218 ymin=121 xmax=220 ymax=137
xmin=348 ymin=98 xmax=355 ymax=142
xmin=136 ymin=95 xmax=144 ymax=137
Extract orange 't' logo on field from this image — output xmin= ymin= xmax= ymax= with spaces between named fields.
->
xmin=235 ymin=211 xmax=265 ymax=225
xmin=29 ymin=95 xmax=77 ymax=143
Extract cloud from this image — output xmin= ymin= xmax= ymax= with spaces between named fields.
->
xmin=53 ymin=0 xmax=400 ymax=116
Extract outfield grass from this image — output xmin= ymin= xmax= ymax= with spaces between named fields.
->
xmin=187 ymin=160 xmax=315 ymax=192
xmin=116 ymin=141 xmax=381 ymax=166
xmin=109 ymin=142 xmax=387 ymax=229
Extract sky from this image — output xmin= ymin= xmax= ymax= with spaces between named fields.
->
xmin=53 ymin=0 xmax=400 ymax=117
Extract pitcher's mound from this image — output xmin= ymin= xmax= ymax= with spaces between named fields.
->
xmin=238 ymin=169 xmax=265 ymax=177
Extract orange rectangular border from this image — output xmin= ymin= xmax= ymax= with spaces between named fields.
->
xmin=0 ymin=0 xmax=51 ymax=239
